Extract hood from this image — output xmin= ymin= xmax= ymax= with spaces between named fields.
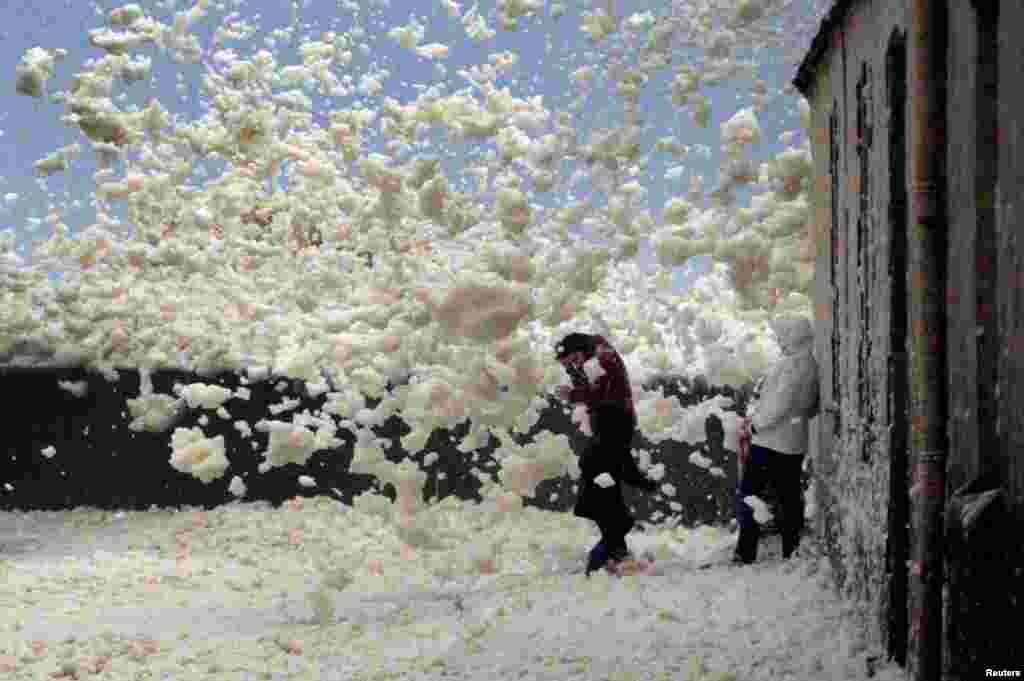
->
xmin=770 ymin=317 xmax=814 ymax=355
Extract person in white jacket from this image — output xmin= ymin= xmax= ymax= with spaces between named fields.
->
xmin=734 ymin=316 xmax=820 ymax=564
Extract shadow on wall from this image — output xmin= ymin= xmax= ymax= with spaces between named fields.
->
xmin=0 ymin=368 xmax=758 ymax=527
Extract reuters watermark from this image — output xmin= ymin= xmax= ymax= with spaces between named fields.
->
xmin=985 ymin=670 xmax=1022 ymax=678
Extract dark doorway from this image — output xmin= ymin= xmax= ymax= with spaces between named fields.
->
xmin=885 ymin=27 xmax=910 ymax=668
xmin=973 ymin=0 xmax=1000 ymax=498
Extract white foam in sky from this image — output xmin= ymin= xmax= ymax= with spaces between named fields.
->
xmin=0 ymin=3 xmax=834 ymax=647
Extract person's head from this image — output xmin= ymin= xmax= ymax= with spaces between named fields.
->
xmin=769 ymin=316 xmax=814 ymax=356
xmin=585 ymin=400 xmax=634 ymax=448
xmin=555 ymin=333 xmax=594 ymax=369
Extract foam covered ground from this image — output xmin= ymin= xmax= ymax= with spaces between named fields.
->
xmin=1 ymin=498 xmax=900 ymax=680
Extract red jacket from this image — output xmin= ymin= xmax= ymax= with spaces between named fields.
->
xmin=566 ymin=335 xmax=637 ymax=428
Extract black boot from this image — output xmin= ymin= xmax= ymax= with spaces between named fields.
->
xmin=733 ymin=526 xmax=759 ymax=565
xmin=610 ymin=544 xmax=631 ymax=563
xmin=733 ymin=548 xmax=757 ymax=565
xmin=781 ymin=524 xmax=802 ymax=559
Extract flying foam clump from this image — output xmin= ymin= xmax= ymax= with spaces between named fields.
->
xmin=178 ymin=383 xmax=235 ymax=410
xmin=110 ymin=4 xmax=146 ymax=27
xmin=34 ymin=144 xmax=81 ymax=177
xmin=256 ymin=418 xmax=340 ymax=470
xmin=496 ymin=433 xmax=574 ymax=499
xmin=736 ymin=0 xmax=766 ymax=25
xmin=581 ymin=10 xmax=617 ymax=42
xmin=763 ymin=146 xmax=814 ymax=202
xmin=500 ymin=0 xmax=545 ymax=30
xmin=388 ymin=20 xmax=425 ymax=49
xmin=127 ymin=393 xmax=184 ymax=433
xmin=169 ymin=427 xmax=230 ymax=483
xmin=624 ymin=12 xmax=656 ymax=33
xmin=14 ymin=47 xmax=67 ymax=98
xmin=462 ymin=4 xmax=496 ymax=42
xmin=720 ymin=108 xmax=762 ymax=153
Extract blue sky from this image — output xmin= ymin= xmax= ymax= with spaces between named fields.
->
xmin=0 ymin=0 xmax=824 ymax=294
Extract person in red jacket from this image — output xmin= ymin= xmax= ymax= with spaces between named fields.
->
xmin=554 ymin=333 xmax=637 ymax=432
xmin=555 ymin=333 xmax=648 ymax=575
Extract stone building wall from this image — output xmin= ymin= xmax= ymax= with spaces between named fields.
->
xmin=797 ymin=0 xmax=1024 ymax=671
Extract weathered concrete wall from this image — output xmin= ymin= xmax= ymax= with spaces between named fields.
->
xmin=803 ymin=0 xmax=909 ymax=658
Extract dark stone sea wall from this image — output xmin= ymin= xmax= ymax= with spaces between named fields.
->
xmin=0 ymin=367 xmax=759 ymax=527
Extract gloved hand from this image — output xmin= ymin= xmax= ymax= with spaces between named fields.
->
xmin=565 ymin=363 xmax=589 ymax=389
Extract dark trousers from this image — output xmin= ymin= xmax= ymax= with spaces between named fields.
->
xmin=586 ymin=519 xmax=631 ymax=576
xmin=735 ymin=444 xmax=805 ymax=563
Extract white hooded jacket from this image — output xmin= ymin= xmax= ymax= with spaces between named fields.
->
xmin=748 ymin=317 xmax=820 ymax=455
